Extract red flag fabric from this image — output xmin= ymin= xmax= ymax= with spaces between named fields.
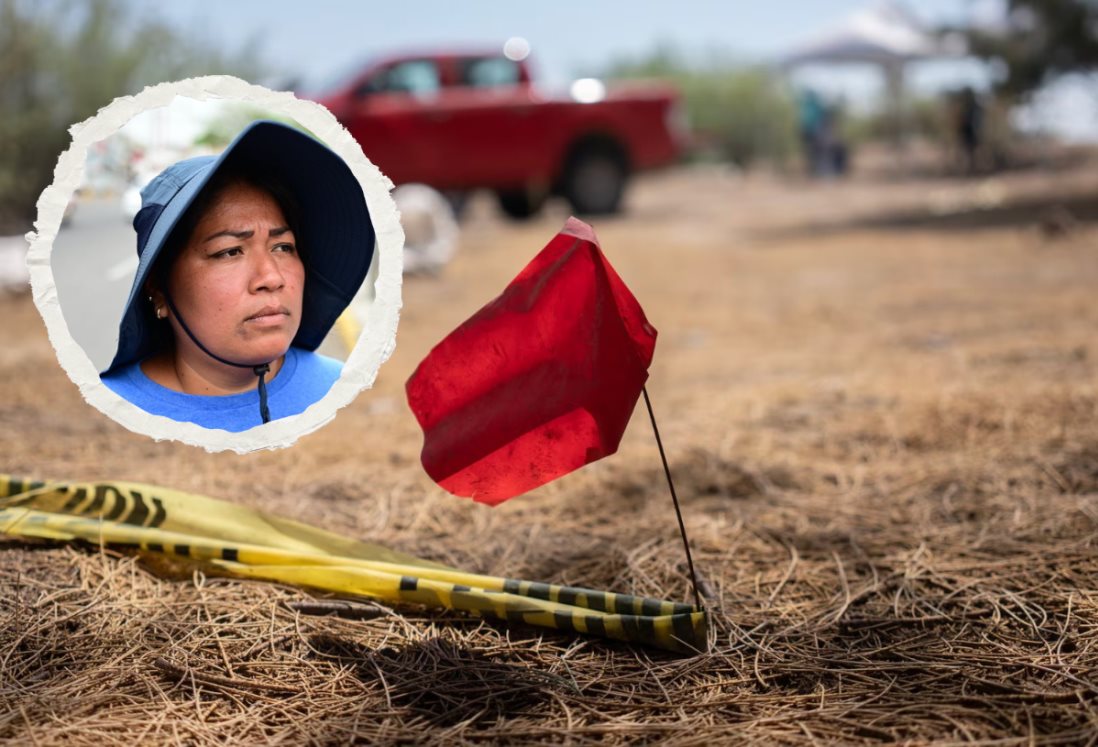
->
xmin=406 ymin=217 xmax=657 ymax=505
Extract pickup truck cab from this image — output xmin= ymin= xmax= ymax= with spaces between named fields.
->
xmin=311 ymin=49 xmax=683 ymax=217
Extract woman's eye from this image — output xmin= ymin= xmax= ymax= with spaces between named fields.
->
xmin=211 ymin=247 xmax=242 ymax=259
xmin=273 ymin=242 xmax=296 ymax=254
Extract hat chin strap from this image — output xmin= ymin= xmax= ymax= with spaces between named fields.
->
xmin=162 ymin=293 xmax=273 ymax=424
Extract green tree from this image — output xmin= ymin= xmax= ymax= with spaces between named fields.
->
xmin=0 ymin=0 xmax=264 ymax=234
xmin=967 ymin=0 xmax=1098 ymax=96
xmin=603 ymin=47 xmax=798 ymax=167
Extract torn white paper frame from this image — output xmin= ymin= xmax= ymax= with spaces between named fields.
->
xmin=27 ymin=75 xmax=404 ymax=453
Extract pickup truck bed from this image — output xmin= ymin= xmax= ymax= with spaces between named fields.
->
xmin=312 ymin=50 xmax=683 ymax=217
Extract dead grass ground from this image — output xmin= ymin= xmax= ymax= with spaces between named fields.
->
xmin=3 ymin=159 xmax=1098 ymax=744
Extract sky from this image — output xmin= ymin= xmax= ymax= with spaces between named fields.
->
xmin=124 ymin=0 xmax=1096 ymax=142
xmin=134 ymin=0 xmax=986 ymax=86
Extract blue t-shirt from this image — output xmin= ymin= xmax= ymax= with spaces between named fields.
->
xmin=101 ymin=346 xmax=342 ymax=432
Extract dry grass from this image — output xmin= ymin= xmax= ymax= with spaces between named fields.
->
xmin=3 ymin=161 xmax=1098 ymax=744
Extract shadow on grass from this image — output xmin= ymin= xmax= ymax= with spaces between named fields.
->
xmin=767 ymin=190 xmax=1098 ymax=239
xmin=309 ymin=634 xmax=564 ymax=726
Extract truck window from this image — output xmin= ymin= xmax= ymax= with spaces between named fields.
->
xmin=363 ymin=60 xmax=441 ymax=97
xmin=457 ymin=57 xmax=521 ymax=88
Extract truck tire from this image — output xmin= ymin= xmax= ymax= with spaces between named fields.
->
xmin=562 ymin=145 xmax=628 ymax=215
xmin=496 ymin=187 xmax=547 ymax=220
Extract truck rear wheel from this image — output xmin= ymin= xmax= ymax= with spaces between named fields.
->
xmin=562 ymin=146 xmax=627 ymax=215
xmin=496 ymin=187 xmax=548 ymax=220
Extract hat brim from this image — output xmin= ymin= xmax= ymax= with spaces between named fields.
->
xmin=104 ymin=120 xmax=375 ymax=374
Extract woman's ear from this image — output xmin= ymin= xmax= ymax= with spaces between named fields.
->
xmin=143 ymin=280 xmax=167 ymax=321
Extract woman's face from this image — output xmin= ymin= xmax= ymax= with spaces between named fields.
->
xmin=163 ymin=181 xmax=305 ymax=366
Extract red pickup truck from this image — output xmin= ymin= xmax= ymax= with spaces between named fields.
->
xmin=311 ymin=50 xmax=684 ymax=218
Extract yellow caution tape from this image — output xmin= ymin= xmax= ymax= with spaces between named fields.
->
xmin=0 ymin=475 xmax=707 ymax=654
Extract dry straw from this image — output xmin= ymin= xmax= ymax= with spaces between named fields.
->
xmin=4 ymin=156 xmax=1098 ymax=744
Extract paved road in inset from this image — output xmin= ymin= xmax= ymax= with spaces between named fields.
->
xmin=52 ymin=197 xmax=136 ymax=372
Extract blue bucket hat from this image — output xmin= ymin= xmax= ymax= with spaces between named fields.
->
xmin=104 ymin=120 xmax=375 ymax=380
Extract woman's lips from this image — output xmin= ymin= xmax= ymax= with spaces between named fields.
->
xmin=245 ymin=306 xmax=291 ymax=327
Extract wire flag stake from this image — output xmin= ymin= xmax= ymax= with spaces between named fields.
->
xmin=642 ymin=386 xmax=703 ymax=612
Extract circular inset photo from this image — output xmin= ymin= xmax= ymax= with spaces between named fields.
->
xmin=28 ymin=76 xmax=404 ymax=453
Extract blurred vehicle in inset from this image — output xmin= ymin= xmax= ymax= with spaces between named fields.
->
xmin=61 ymin=191 xmax=79 ymax=226
xmin=306 ymin=46 xmax=684 ymax=219
xmin=120 ymin=169 xmax=159 ymax=223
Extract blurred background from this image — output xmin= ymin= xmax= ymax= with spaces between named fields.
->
xmin=1 ymin=0 xmax=1096 ymax=366
xmin=3 ymin=0 xmax=1096 ymax=232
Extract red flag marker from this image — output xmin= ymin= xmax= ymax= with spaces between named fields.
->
xmin=406 ymin=217 xmax=657 ymax=505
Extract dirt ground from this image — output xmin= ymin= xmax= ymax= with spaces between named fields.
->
xmin=3 ymin=156 xmax=1098 ymax=745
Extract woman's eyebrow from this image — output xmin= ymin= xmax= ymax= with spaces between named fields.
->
xmin=203 ymin=229 xmax=253 ymax=242
xmin=201 ymin=226 xmax=291 ymax=242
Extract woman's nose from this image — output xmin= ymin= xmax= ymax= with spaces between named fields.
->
xmin=250 ymin=248 xmax=286 ymax=292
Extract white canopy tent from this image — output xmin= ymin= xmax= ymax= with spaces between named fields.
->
xmin=782 ymin=1 xmax=966 ymax=141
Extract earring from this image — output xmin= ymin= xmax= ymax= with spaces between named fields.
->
xmin=156 ymin=306 xmax=166 ymax=320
